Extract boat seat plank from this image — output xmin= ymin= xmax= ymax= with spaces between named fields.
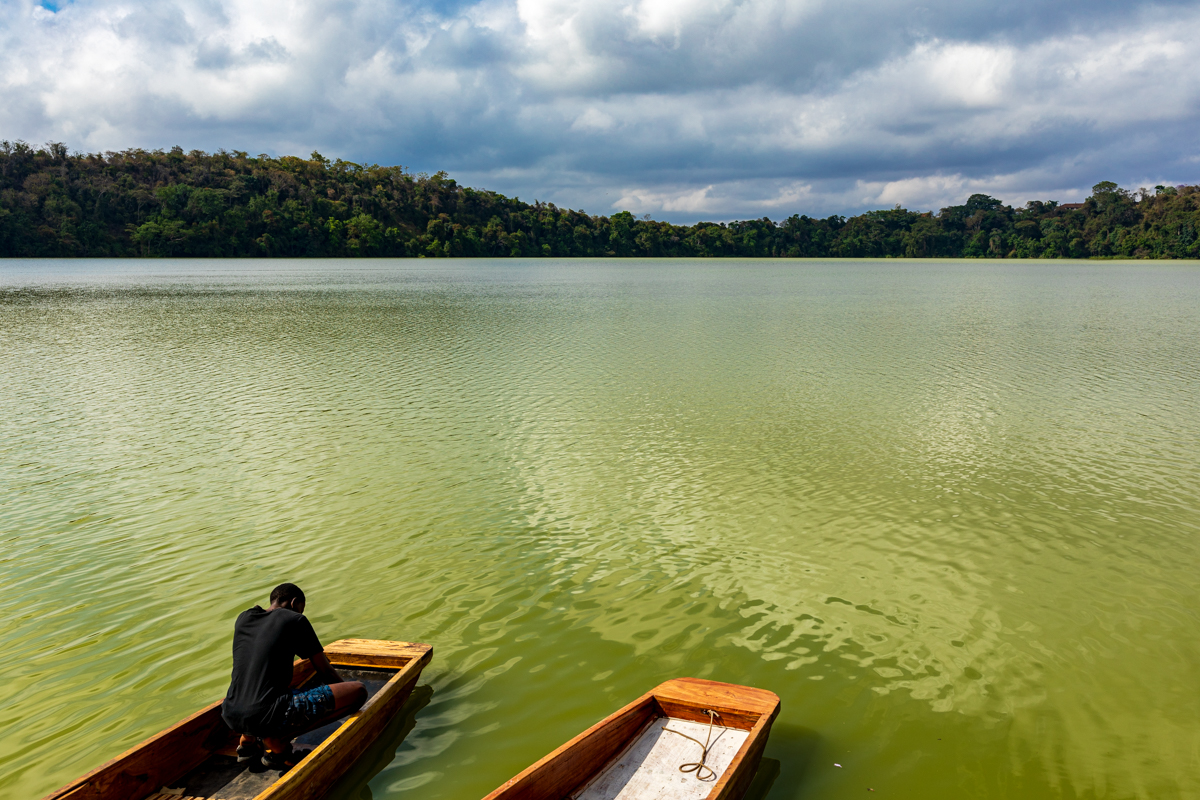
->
xmin=571 ymin=718 xmax=750 ymax=800
xmin=325 ymin=638 xmax=424 ymax=652
xmin=322 ymin=640 xmax=429 ymax=669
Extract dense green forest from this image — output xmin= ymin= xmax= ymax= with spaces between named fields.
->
xmin=1 ymin=142 xmax=1197 ymax=258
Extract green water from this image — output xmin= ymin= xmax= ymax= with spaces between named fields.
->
xmin=2 ymin=260 xmax=1198 ymax=800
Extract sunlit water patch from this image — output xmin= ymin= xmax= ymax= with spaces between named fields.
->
xmin=1 ymin=259 xmax=1198 ymax=800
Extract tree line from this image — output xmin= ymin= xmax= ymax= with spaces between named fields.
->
xmin=1 ymin=142 xmax=1197 ymax=259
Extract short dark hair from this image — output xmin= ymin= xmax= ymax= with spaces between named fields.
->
xmin=270 ymin=583 xmax=305 ymax=606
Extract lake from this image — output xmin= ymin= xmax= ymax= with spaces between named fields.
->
xmin=1 ymin=259 xmax=1197 ymax=800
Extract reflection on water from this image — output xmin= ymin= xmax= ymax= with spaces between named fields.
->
xmin=1 ymin=259 xmax=1198 ymax=800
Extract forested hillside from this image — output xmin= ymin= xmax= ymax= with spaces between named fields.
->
xmin=2 ymin=142 xmax=1197 ymax=258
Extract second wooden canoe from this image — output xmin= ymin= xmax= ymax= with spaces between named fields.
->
xmin=41 ymin=638 xmax=432 ymax=800
xmin=482 ymin=677 xmax=780 ymax=800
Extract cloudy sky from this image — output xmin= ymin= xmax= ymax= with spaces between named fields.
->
xmin=3 ymin=0 xmax=1199 ymax=221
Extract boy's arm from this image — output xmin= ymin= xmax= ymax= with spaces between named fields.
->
xmin=310 ymin=651 xmax=344 ymax=684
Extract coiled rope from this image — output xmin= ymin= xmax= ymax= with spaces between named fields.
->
xmin=661 ymin=709 xmax=725 ymax=782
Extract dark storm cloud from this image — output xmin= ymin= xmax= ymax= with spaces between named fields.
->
xmin=2 ymin=0 xmax=1198 ymax=220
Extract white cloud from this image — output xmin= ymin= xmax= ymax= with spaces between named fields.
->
xmin=571 ymin=107 xmax=616 ymax=132
xmin=2 ymin=0 xmax=1198 ymax=221
xmin=616 ymin=183 xmax=716 ymax=213
xmin=855 ymin=171 xmax=1092 ymax=211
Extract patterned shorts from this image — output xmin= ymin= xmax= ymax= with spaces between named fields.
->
xmin=280 ymin=684 xmax=335 ymax=733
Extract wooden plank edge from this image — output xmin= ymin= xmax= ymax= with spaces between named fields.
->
xmin=481 ymin=691 xmax=659 ymax=800
xmin=704 ymin=711 xmax=769 ymax=800
xmin=256 ymin=650 xmax=429 ymax=800
xmin=563 ymin=714 xmax=661 ymax=800
xmin=38 ymin=700 xmax=225 ymax=800
xmin=323 ymin=640 xmax=432 ymax=669
xmin=653 ymin=678 xmax=780 ymax=715
xmin=38 ymin=640 xmax=430 ymax=800
xmin=250 ymin=645 xmax=432 ymax=800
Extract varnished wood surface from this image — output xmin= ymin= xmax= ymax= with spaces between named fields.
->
xmin=40 ymin=639 xmax=432 ymax=800
xmin=249 ymin=642 xmax=432 ymax=800
xmin=323 ymin=639 xmax=431 ymax=669
xmin=481 ymin=678 xmax=780 ymax=800
xmin=40 ymin=701 xmax=228 ymax=800
xmin=486 ymin=699 xmax=658 ymax=800
xmin=165 ymin=670 xmax=400 ymax=800
xmin=654 ymin=678 xmax=778 ymax=732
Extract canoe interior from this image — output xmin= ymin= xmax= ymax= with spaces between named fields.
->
xmin=570 ymin=715 xmax=751 ymax=800
xmin=156 ymin=667 xmax=398 ymax=800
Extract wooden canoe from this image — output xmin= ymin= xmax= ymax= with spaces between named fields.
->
xmin=41 ymin=639 xmax=433 ymax=800
xmin=482 ymin=678 xmax=780 ymax=800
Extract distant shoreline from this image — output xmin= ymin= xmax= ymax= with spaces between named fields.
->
xmin=2 ymin=143 xmax=1197 ymax=260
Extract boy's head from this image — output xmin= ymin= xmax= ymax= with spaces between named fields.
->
xmin=269 ymin=582 xmax=306 ymax=613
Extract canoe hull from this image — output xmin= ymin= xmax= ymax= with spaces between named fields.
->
xmin=483 ymin=677 xmax=781 ymax=800
xmin=41 ymin=638 xmax=432 ymax=800
xmin=257 ymin=640 xmax=431 ymax=800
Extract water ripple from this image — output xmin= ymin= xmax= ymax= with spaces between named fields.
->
xmin=1 ymin=260 xmax=1198 ymax=800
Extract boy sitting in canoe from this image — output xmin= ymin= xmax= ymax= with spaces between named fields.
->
xmin=221 ymin=583 xmax=368 ymax=770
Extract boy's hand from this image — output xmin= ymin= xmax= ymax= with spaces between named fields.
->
xmin=311 ymin=651 xmax=345 ymax=684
